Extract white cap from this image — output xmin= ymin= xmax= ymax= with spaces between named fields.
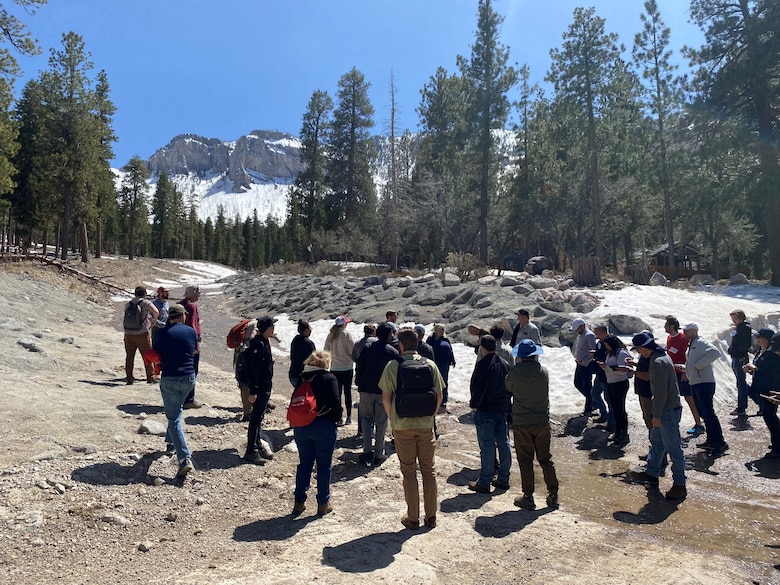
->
xmin=682 ymin=322 xmax=699 ymax=331
xmin=570 ymin=318 xmax=586 ymax=331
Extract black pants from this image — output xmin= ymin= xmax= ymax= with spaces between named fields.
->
xmin=246 ymin=387 xmax=272 ymax=453
xmin=333 ymin=369 xmax=353 ymax=418
xmin=185 ymin=352 xmax=200 ymax=404
xmin=607 ymin=379 xmax=630 ymax=438
xmin=761 ymin=397 xmax=780 ymax=452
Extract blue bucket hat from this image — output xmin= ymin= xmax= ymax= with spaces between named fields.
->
xmin=512 ymin=338 xmax=544 ymax=358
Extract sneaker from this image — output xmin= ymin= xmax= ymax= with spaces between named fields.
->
xmin=243 ymin=451 xmax=266 ymax=465
xmin=317 ymin=502 xmax=333 ymax=516
xmin=372 ymin=454 xmax=388 ymax=466
xmin=546 ymin=492 xmax=559 ymax=509
xmin=337 ymin=418 xmax=345 ymax=426
xmin=467 ymin=481 xmax=490 ymax=494
xmin=424 ymin=516 xmax=437 ymax=529
xmin=345 ymin=417 xmax=352 ymax=425
xmin=176 ymin=458 xmax=194 ymax=478
xmin=258 ymin=441 xmax=275 ymax=460
xmin=686 ymin=424 xmax=705 ymax=435
xmin=400 ymin=515 xmax=420 ymax=530
xmin=183 ymin=401 xmax=203 ymax=410
xmin=514 ymin=494 xmax=536 ymax=510
xmin=665 ymin=484 xmax=687 ymax=501
xmin=165 ymin=443 xmax=175 ymax=456
xmin=292 ymin=501 xmax=306 ymax=516
xmin=491 ymin=479 xmax=510 ymax=490
xmin=626 ymin=470 xmax=659 ymax=486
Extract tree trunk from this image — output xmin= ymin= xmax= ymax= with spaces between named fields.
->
xmin=95 ymin=218 xmax=102 ymax=259
xmin=626 ymin=264 xmax=650 ymax=285
xmin=79 ymin=220 xmax=89 ymax=264
xmin=573 ymin=256 xmax=602 ymax=286
xmin=60 ymin=191 xmax=71 ymax=261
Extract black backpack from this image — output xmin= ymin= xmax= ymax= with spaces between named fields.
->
xmin=123 ymin=300 xmax=143 ymax=330
xmin=235 ymin=348 xmax=250 ymax=387
xmin=394 ymin=357 xmax=437 ymax=418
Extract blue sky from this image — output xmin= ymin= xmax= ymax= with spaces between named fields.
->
xmin=13 ymin=1 xmax=702 ymax=167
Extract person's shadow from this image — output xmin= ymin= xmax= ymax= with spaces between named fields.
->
xmin=322 ymin=530 xmax=416 ymax=572
xmin=744 ymin=456 xmax=780 ymax=479
xmin=233 ymin=513 xmax=319 ymax=542
xmin=559 ymin=414 xmax=588 ymax=438
xmin=474 ymin=507 xmax=553 ymax=537
xmin=613 ymin=483 xmax=680 ymax=525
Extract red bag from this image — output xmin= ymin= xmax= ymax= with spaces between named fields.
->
xmin=226 ymin=319 xmax=251 ymax=349
xmin=286 ymin=380 xmax=318 ymax=427
xmin=142 ymin=349 xmax=162 ymax=376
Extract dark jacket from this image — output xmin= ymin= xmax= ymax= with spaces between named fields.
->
xmin=427 ymin=336 xmax=456 ymax=379
xmin=751 ymin=350 xmax=780 ymax=395
xmin=729 ymin=321 xmax=752 ymax=359
xmin=593 ymin=339 xmax=608 ymax=382
xmin=505 ymin=360 xmax=550 ymax=426
xmin=289 ymin=334 xmax=315 ymax=379
xmin=417 ymin=341 xmax=434 ymax=360
xmin=301 ymin=368 xmax=342 ymax=424
xmin=356 ymin=340 xmax=399 ymax=394
xmin=154 ymin=322 xmax=197 ymax=377
xmin=245 ymin=335 xmax=273 ymax=396
xmin=469 ymin=352 xmax=510 ymax=413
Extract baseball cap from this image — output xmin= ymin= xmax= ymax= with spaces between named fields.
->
xmin=681 ymin=323 xmax=699 ymax=332
xmin=570 ymin=318 xmax=586 ymax=331
xmin=335 ymin=315 xmax=351 ymax=326
xmin=168 ymin=303 xmax=188 ymax=318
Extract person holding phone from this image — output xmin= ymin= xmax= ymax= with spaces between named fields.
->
xmin=744 ymin=329 xmax=780 ymax=459
xmin=600 ymin=335 xmax=632 ymax=446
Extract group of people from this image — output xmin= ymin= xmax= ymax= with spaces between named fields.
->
xmin=128 ymin=289 xmax=780 ymax=525
xmin=122 ymin=284 xmax=205 ymax=479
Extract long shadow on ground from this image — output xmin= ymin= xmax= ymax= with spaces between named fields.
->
xmin=474 ymin=507 xmax=553 ymax=538
xmin=234 ymin=513 xmax=319 ymax=542
xmin=322 ymin=530 xmax=417 ymax=573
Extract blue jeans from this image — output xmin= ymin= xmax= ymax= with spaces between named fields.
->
xmin=732 ymin=357 xmax=756 ymax=412
xmin=359 ymin=393 xmax=388 ymax=456
xmin=293 ymin=416 xmax=337 ymax=505
xmin=646 ymin=407 xmax=686 ymax=485
xmin=691 ymin=382 xmax=726 ymax=447
xmin=474 ymin=410 xmax=511 ymax=488
xmin=574 ymin=364 xmax=594 ymax=411
xmin=160 ymin=373 xmax=196 ymax=462
xmin=591 ymin=377 xmax=612 ymax=422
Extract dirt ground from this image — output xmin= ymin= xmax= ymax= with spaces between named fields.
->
xmin=0 ymin=257 xmax=778 ymax=585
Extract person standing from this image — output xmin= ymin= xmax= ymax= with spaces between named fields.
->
xmin=626 ymin=332 xmax=687 ymax=501
xmin=180 ymin=285 xmax=203 ymax=409
xmin=683 ymin=323 xmax=728 ymax=455
xmin=355 ymin=323 xmax=398 ymax=465
xmin=427 ymin=323 xmax=456 ymax=411
xmin=233 ymin=319 xmax=257 ymax=422
xmin=153 ymin=303 xmax=197 ymax=479
xmin=123 ymin=285 xmax=159 ymax=385
xmin=351 ymin=324 xmax=377 ymax=364
xmin=292 ymin=350 xmax=342 ymax=517
xmin=510 ymin=308 xmax=542 ymax=348
xmin=243 ymin=315 xmax=278 ymax=465
xmin=665 ymin=316 xmax=703 ymax=435
xmin=151 ymin=286 xmax=170 ymax=347
xmin=505 ymin=339 xmax=559 ymax=510
xmin=414 ymin=325 xmax=434 ymax=360
xmin=571 ymin=318 xmax=597 ymax=415
xmin=467 ymin=335 xmax=511 ymax=493
xmin=380 ymin=329 xmax=444 ymax=530
xmin=289 ymin=319 xmax=315 ymax=389
xmin=591 ymin=325 xmax=612 ymax=426
xmin=743 ymin=329 xmax=780 ymax=459
xmin=324 ymin=316 xmax=355 ymax=425
xmin=728 ymin=309 xmax=756 ymax=417
xmin=600 ymin=335 xmax=632 ymax=446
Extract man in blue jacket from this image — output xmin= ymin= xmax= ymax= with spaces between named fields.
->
xmin=153 ymin=303 xmax=197 ymax=479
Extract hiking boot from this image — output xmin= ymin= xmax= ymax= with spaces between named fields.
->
xmin=183 ymin=401 xmax=203 ymax=409
xmin=686 ymin=424 xmax=705 ymax=435
xmin=665 ymin=484 xmax=687 ymax=501
xmin=243 ymin=451 xmax=266 ymax=465
xmin=612 ymin=433 xmax=630 ymax=446
xmin=424 ymin=516 xmax=437 ymax=529
xmin=729 ymin=408 xmax=745 ymax=416
xmin=372 ymin=453 xmax=388 ymax=466
xmin=546 ymin=492 xmax=559 ymax=509
xmin=317 ymin=502 xmax=333 ymax=516
xmin=292 ymin=501 xmax=306 ymax=516
xmin=627 ymin=470 xmax=659 ymax=486
xmin=400 ymin=515 xmax=420 ymax=530
xmin=710 ymin=443 xmax=729 ymax=455
xmin=165 ymin=443 xmax=175 ymax=456
xmin=345 ymin=417 xmax=352 ymax=425
xmin=514 ymin=494 xmax=536 ymax=510
xmin=176 ymin=458 xmax=194 ymax=478
xmin=491 ymin=479 xmax=510 ymax=490
xmin=468 ymin=481 xmax=490 ymax=494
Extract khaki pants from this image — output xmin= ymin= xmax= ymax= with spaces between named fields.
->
xmin=393 ymin=427 xmax=437 ymax=522
xmin=124 ymin=332 xmax=153 ymax=383
xmin=513 ymin=423 xmax=559 ymax=497
xmin=638 ymin=395 xmax=653 ymax=432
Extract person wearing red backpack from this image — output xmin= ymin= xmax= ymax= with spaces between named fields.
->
xmin=292 ymin=350 xmax=342 ymax=517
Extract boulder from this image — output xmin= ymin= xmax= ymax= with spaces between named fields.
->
xmin=529 ymin=278 xmax=559 ymax=290
xmin=541 ymin=269 xmax=555 ymax=279
xmin=690 ymin=274 xmax=715 ymax=286
xmin=607 ymin=314 xmax=652 ymax=336
xmin=729 ymin=273 xmax=749 ymax=285
xmin=500 ymin=276 xmax=522 ymax=287
xmin=524 ymin=256 xmax=553 ymax=275
xmin=649 ymin=271 xmax=668 ymax=286
xmin=539 ymin=301 xmax=567 ymax=313
xmin=443 ymin=273 xmax=461 ymax=287
xmin=414 ymin=273 xmax=437 ymax=284
xmin=397 ymin=276 xmax=413 ymax=288
xmin=452 ymin=287 xmax=476 ymax=305
xmin=417 ymin=290 xmax=457 ymax=306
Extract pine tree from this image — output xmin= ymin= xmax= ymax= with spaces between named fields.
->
xmin=151 ymin=170 xmax=175 ymax=258
xmin=457 ymin=0 xmax=517 ymax=264
xmin=120 ymin=156 xmax=150 ymax=261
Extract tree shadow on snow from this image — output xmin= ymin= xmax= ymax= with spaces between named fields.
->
xmin=322 ymin=530 xmax=416 ymax=573
xmin=473 ymin=507 xmax=553 ymax=538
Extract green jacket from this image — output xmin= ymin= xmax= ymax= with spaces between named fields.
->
xmin=505 ymin=360 xmax=550 ymax=426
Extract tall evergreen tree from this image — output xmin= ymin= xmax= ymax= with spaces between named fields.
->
xmin=457 ymin=0 xmax=517 ymax=264
xmin=150 ymin=170 xmax=175 ymax=258
xmin=120 ymin=156 xmax=150 ymax=261
xmin=547 ymin=7 xmax=623 ymax=266
xmin=325 ymin=68 xmax=378 ymax=259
